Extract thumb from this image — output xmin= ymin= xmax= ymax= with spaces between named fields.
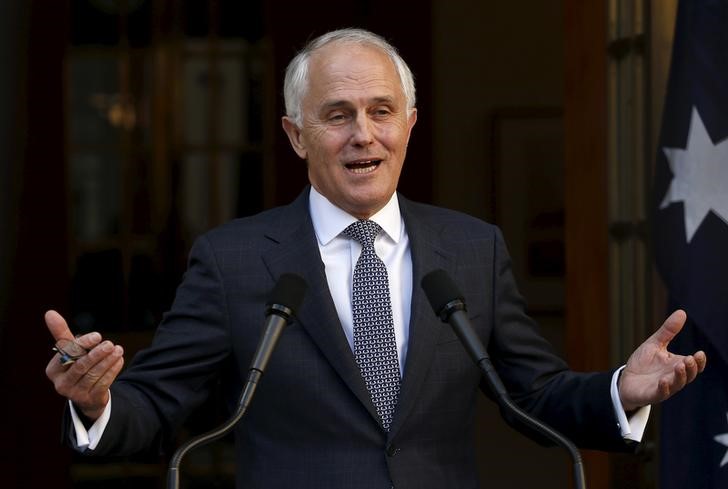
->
xmin=45 ymin=310 xmax=102 ymax=350
xmin=45 ymin=310 xmax=73 ymax=342
xmin=650 ymin=309 xmax=687 ymax=348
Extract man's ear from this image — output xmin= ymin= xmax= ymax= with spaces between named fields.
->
xmin=406 ymin=108 xmax=418 ymax=137
xmin=281 ymin=117 xmax=308 ymax=160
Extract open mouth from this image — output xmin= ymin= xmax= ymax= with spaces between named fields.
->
xmin=344 ymin=159 xmax=382 ymax=174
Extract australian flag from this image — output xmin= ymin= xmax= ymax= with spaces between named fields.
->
xmin=652 ymin=0 xmax=728 ymax=488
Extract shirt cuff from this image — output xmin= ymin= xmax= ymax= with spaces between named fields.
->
xmin=68 ymin=391 xmax=112 ymax=451
xmin=610 ymin=366 xmax=651 ymax=442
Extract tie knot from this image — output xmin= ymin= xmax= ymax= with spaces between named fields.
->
xmin=343 ymin=220 xmax=382 ymax=248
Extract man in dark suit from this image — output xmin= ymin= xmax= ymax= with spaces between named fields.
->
xmin=45 ymin=28 xmax=706 ymax=488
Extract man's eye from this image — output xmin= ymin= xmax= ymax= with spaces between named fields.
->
xmin=328 ymin=113 xmax=347 ymax=122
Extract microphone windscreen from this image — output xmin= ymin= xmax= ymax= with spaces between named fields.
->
xmin=267 ymin=274 xmax=307 ymax=313
xmin=421 ymin=269 xmax=464 ymax=315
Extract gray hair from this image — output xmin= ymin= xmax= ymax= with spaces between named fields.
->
xmin=283 ymin=28 xmax=416 ymax=126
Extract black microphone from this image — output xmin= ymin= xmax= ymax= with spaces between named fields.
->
xmin=248 ymin=274 xmax=308 ymax=375
xmin=167 ymin=273 xmax=307 ymax=489
xmin=421 ymin=269 xmax=586 ymax=489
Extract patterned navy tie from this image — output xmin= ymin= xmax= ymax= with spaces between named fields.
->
xmin=343 ymin=219 xmax=401 ymax=431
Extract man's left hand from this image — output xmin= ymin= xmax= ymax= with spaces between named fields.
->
xmin=618 ymin=309 xmax=707 ymax=412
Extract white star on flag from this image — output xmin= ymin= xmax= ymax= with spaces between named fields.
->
xmin=714 ymin=413 xmax=728 ymax=467
xmin=660 ymin=106 xmax=728 ymax=242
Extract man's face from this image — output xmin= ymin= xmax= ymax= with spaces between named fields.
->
xmin=282 ymin=43 xmax=417 ymax=219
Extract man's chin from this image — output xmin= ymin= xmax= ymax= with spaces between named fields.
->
xmin=341 ymin=193 xmax=394 ymax=219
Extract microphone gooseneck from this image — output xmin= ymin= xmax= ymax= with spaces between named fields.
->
xmin=421 ymin=269 xmax=586 ymax=489
xmin=167 ymin=274 xmax=307 ymax=489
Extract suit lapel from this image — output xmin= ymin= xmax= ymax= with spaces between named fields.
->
xmin=261 ymin=189 xmax=380 ymax=425
xmin=260 ymin=190 xmax=458 ymax=435
xmin=388 ymin=197 xmax=456 ymax=440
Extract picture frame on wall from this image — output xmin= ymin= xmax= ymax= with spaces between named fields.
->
xmin=489 ymin=107 xmax=565 ymax=313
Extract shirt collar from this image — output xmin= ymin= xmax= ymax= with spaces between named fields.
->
xmin=309 ymin=186 xmax=402 ymax=246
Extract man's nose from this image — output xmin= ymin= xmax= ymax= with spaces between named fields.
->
xmin=350 ymin=113 xmax=374 ymax=146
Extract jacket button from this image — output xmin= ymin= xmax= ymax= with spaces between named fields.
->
xmin=386 ymin=445 xmax=400 ymax=457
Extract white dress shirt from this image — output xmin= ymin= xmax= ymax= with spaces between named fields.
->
xmin=308 ymin=187 xmax=411 ymax=374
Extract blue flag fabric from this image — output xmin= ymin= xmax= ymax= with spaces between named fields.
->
xmin=652 ymin=1 xmax=728 ymax=488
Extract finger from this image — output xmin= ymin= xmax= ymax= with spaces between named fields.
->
xmin=650 ymin=309 xmax=687 ymax=347
xmin=76 ymin=344 xmax=124 ymax=392
xmin=45 ymin=310 xmax=73 ymax=342
xmin=694 ymin=350 xmax=707 ymax=372
xmin=657 ymin=377 xmax=671 ymax=400
xmin=59 ymin=341 xmax=118 ymax=389
xmin=45 ymin=332 xmax=103 ymax=380
xmin=52 ymin=344 xmax=123 ymax=416
xmin=74 ymin=331 xmax=103 ymax=350
xmin=671 ymin=361 xmax=688 ymax=392
xmin=683 ymin=355 xmax=699 ymax=384
xmin=88 ymin=353 xmax=124 ymax=398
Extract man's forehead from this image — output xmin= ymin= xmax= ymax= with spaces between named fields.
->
xmin=307 ymin=44 xmax=401 ymax=94
xmin=309 ymin=42 xmax=392 ymax=70
xmin=319 ymin=95 xmax=398 ymax=110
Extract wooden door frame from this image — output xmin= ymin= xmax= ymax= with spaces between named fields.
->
xmin=564 ymin=0 xmax=612 ymax=487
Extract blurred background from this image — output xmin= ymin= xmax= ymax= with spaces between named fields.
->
xmin=0 ymin=0 xmax=681 ymax=487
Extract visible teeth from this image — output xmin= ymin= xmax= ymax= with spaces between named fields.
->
xmin=350 ymin=165 xmax=376 ymax=174
xmin=346 ymin=160 xmax=380 ymax=173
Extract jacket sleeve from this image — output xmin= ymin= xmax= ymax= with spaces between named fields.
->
xmin=83 ymin=234 xmax=234 ymax=457
xmin=483 ymin=227 xmax=630 ymax=451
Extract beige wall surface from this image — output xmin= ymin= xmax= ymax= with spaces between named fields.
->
xmin=432 ymin=0 xmax=564 ymax=220
xmin=432 ymin=2 xmax=569 ymax=487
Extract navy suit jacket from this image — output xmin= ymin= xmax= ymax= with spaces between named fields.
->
xmin=83 ymin=188 xmax=629 ymax=488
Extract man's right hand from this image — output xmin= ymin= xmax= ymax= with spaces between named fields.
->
xmin=44 ymin=310 xmax=125 ymax=422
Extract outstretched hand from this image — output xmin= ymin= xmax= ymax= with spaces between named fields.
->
xmin=618 ymin=310 xmax=707 ymax=412
xmin=44 ymin=310 xmax=125 ymax=421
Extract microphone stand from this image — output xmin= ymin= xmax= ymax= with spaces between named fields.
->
xmin=477 ymin=356 xmax=586 ymax=489
xmin=166 ymin=368 xmax=265 ymax=489
xmin=422 ymin=268 xmax=586 ymax=489
xmin=443 ymin=298 xmax=586 ymax=489
xmin=166 ymin=304 xmax=295 ymax=489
